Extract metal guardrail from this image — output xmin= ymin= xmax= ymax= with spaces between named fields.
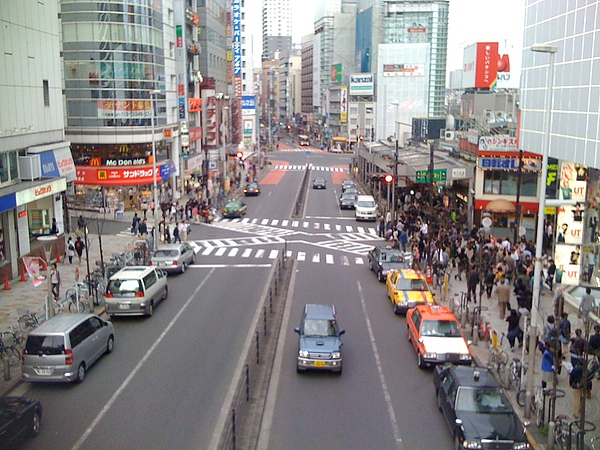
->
xmin=217 ymin=246 xmax=290 ymax=450
xmin=292 ymin=166 xmax=311 ymax=218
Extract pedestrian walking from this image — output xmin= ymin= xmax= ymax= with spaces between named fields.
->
xmin=50 ymin=218 xmax=59 ymax=235
xmin=569 ymin=359 xmax=585 ymax=419
xmin=131 ymin=213 xmax=140 ymax=235
xmin=496 ymin=277 xmax=511 ymax=320
xmin=569 ymin=329 xmax=586 ymax=368
xmin=141 ymin=198 xmax=149 ymax=219
xmin=66 ymin=237 xmax=75 ymax=265
xmin=74 ymin=236 xmax=85 ymax=264
xmin=579 ymin=287 xmax=596 ymax=321
xmin=546 ymin=258 xmax=556 ymax=291
xmin=138 ymin=219 xmax=148 ymax=237
xmin=173 ymin=222 xmax=181 ymax=243
xmin=558 ymin=313 xmax=572 ymax=355
xmin=540 ymin=342 xmax=555 ymax=388
xmin=50 ymin=262 xmax=61 ymax=300
xmin=467 ymin=266 xmax=480 ymax=302
xmin=506 ymin=309 xmax=522 ymax=351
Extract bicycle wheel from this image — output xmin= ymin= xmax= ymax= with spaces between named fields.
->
xmin=516 ymin=389 xmax=526 ymax=407
xmin=66 ymin=289 xmax=79 ymax=313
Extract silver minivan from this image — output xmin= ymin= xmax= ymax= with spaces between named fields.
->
xmin=22 ymin=314 xmax=114 ymax=383
xmin=105 ymin=266 xmax=168 ymax=317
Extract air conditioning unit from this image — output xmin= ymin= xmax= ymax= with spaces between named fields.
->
xmin=19 ymin=155 xmax=42 ymax=180
xmin=505 ymin=113 xmax=516 ymax=122
xmin=495 ymin=111 xmax=506 ymax=121
xmin=483 ymin=109 xmax=495 ymax=124
xmin=444 ymin=130 xmax=455 ymax=140
xmin=440 ymin=129 xmax=446 ymax=139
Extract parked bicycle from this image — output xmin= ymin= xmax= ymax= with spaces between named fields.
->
xmin=17 ymin=308 xmax=39 ymax=330
xmin=65 ymin=281 xmax=92 ymax=313
xmin=0 ymin=333 xmax=22 ymax=366
xmin=516 ymin=383 xmax=547 ymax=427
xmin=554 ymin=414 xmax=597 ymax=449
xmin=488 ymin=331 xmax=509 ymax=385
xmin=507 ymin=356 xmax=527 ymax=392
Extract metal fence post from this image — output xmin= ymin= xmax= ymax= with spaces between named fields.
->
xmin=263 ymin=306 xmax=268 ymax=336
xmin=256 ymin=331 xmax=260 ymax=364
xmin=232 ymin=408 xmax=236 ymax=450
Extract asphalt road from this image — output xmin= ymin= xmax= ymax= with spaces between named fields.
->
xmin=17 ymin=147 xmax=452 ymax=449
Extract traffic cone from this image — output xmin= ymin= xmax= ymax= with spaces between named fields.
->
xmin=40 ymin=259 xmax=47 ymax=271
xmin=3 ymin=274 xmax=9 ymax=290
xmin=20 ymin=266 xmax=26 ymax=282
xmin=56 ymin=245 xmax=61 ymax=264
xmin=426 ymin=265 xmax=433 ymax=284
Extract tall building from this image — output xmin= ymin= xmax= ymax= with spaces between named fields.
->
xmin=197 ymin=0 xmax=228 ymax=94
xmin=520 ymin=1 xmax=600 ymax=169
xmin=262 ymin=0 xmax=292 ymax=61
xmin=61 ymin=0 xmax=179 ymax=207
xmin=356 ymin=0 xmax=449 ymax=140
xmin=301 ymin=34 xmax=315 ymax=131
xmin=0 ymin=0 xmax=73 ymax=280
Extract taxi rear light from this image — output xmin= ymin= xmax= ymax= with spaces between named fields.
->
xmin=135 ymin=292 xmax=145 ymax=298
xmin=65 ymin=349 xmax=73 ymax=366
xmin=148 ymin=261 xmax=153 ymax=265
xmin=172 ymin=260 xmax=178 ymax=266
xmin=105 ymin=292 xmax=114 ymax=298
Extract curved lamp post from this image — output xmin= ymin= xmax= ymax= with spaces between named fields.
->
xmin=37 ymin=235 xmax=57 ymax=318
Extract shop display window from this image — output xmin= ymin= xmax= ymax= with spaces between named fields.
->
xmin=483 ymin=171 xmax=537 ymax=196
xmin=29 ymin=209 xmax=50 ymax=236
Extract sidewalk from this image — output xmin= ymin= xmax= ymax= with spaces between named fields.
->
xmin=439 ymin=270 xmax=600 ymax=449
xmin=0 ymin=230 xmax=137 ymax=394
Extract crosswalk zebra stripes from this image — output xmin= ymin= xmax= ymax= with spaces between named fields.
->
xmin=270 ymin=165 xmax=346 ymax=172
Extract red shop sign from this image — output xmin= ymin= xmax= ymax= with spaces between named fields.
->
xmin=75 ymin=165 xmax=164 ymax=186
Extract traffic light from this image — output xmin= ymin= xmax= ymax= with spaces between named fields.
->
xmin=236 ymin=151 xmax=243 ymax=159
xmin=383 ymin=174 xmax=394 ymax=184
xmin=359 ymin=135 xmax=364 ymax=141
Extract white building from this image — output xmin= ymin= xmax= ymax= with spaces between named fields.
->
xmin=262 ymin=0 xmax=292 ymax=61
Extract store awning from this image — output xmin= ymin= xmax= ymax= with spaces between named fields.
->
xmin=484 ymin=199 xmax=516 ymax=213
xmin=476 ymin=199 xmax=540 ymax=214
xmin=332 ymin=137 xmax=347 ymax=142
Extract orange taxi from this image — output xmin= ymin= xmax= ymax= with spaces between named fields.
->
xmin=386 ymin=269 xmax=435 ymax=314
xmin=406 ymin=304 xmax=472 ymax=369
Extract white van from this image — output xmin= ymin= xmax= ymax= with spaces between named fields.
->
xmin=355 ymin=195 xmax=377 ymax=221
xmin=105 ymin=266 xmax=168 ymax=318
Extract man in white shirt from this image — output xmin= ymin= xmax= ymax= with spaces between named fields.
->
xmin=501 ymin=237 xmax=511 ymax=252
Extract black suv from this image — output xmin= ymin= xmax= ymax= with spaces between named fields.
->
xmin=312 ymin=177 xmax=327 ymax=189
xmin=368 ymin=245 xmax=411 ymax=282
xmin=294 ymin=304 xmax=345 ymax=374
xmin=433 ymin=365 xmax=529 ymax=449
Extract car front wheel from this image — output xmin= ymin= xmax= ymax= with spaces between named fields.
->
xmin=181 ymin=262 xmax=186 ymax=273
xmin=30 ymin=410 xmax=41 ymax=437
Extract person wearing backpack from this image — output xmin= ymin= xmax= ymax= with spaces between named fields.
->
xmin=66 ymin=237 xmax=75 ymax=265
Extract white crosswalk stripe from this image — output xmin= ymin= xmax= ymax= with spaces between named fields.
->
xmin=255 ymin=249 xmax=265 ymax=258
xmin=297 ymin=252 xmax=306 ymax=261
xmin=215 ymin=247 xmax=226 ymax=256
xmin=312 ymin=253 xmax=320 ymax=263
xmin=242 ymin=248 xmax=252 ymax=258
xmin=268 ymin=249 xmax=279 ymax=259
xmin=228 ymin=248 xmax=239 ymax=257
xmin=326 ymin=254 xmax=334 ymax=264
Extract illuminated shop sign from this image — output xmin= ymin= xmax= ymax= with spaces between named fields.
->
xmin=16 ymin=178 xmax=67 ymax=206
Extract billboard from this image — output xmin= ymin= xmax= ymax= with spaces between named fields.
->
xmin=382 ymin=64 xmax=424 ymax=77
xmin=462 ymin=42 xmax=512 ymax=89
xmin=241 ymin=95 xmax=256 ymax=116
xmin=331 ymin=64 xmax=342 ymax=83
xmin=559 ymin=161 xmax=587 ymax=201
xmin=340 ymin=86 xmax=348 ymax=123
xmin=349 ymin=74 xmax=374 ymax=96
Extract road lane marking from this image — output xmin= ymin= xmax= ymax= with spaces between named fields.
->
xmin=73 ymin=269 xmax=216 ymax=450
xmin=281 ymin=220 xmax=289 ymax=226
xmin=242 ymin=248 xmax=252 ymax=258
xmin=302 ymin=221 xmax=309 ymax=228
xmin=228 ymin=248 xmax=239 ymax=257
xmin=241 ymin=218 xmax=250 ymax=223
xmin=256 ymin=260 xmax=298 ymax=450
xmin=286 ymin=250 xmax=293 ymax=258
xmin=297 ymin=252 xmax=306 ymax=261
xmin=261 ymin=219 xmax=269 ymax=225
xmin=292 ymin=221 xmax=299 ymax=227
xmin=252 ymin=218 xmax=258 ymax=223
xmin=325 ymin=254 xmax=334 ymax=264
xmin=202 ymin=247 xmax=214 ymax=256
xmin=312 ymin=253 xmax=320 ymax=263
xmin=215 ymin=247 xmax=226 ymax=256
xmin=358 ymin=226 xmax=365 ymax=233
xmin=324 ymin=223 xmax=331 ymax=230
xmin=355 ymin=257 xmax=364 ymax=265
xmin=268 ymin=249 xmax=279 ymax=259
xmin=271 ymin=219 xmax=279 ymax=225
xmin=190 ymin=264 xmax=271 ymax=268
xmin=336 ymin=224 xmax=341 ymax=231
xmin=357 ymin=281 xmax=403 ymax=450
xmin=255 ymin=249 xmax=265 ymax=258
xmin=346 ymin=225 xmax=353 ymax=232
xmin=341 ymin=255 xmax=349 ymax=266
xmin=314 ymin=222 xmax=320 ymax=229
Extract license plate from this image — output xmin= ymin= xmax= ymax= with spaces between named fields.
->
xmin=119 ymin=303 xmax=131 ymax=309
xmin=314 ymin=361 xmax=326 ymax=367
xmin=35 ymin=367 xmax=52 ymax=375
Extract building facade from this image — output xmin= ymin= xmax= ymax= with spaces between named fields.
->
xmin=261 ymin=0 xmax=293 ymax=61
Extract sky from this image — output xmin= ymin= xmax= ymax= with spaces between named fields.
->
xmin=249 ymin=0 xmax=525 ymax=72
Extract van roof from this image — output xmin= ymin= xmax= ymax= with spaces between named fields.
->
xmin=29 ymin=313 xmax=96 ymax=334
xmin=110 ymin=266 xmax=155 ymax=280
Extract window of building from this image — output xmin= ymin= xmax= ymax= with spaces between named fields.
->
xmin=43 ymin=80 xmax=50 ymax=106
xmin=482 ymin=171 xmax=538 ymax=196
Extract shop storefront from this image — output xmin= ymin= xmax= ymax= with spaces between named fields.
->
xmin=72 ymin=160 xmax=176 ymax=213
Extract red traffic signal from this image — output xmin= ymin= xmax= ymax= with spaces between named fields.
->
xmin=383 ymin=174 xmax=394 ymax=184
xmin=359 ymin=135 xmax=364 ymax=141
xmin=236 ymin=151 xmax=243 ymax=158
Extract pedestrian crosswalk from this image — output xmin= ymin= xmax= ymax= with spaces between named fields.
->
xmin=271 ymin=165 xmax=346 ymax=172
xmin=188 ymin=244 xmax=367 ymax=267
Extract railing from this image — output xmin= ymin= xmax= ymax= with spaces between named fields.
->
xmin=217 ymin=245 xmax=290 ymax=449
xmin=292 ymin=166 xmax=311 ymax=217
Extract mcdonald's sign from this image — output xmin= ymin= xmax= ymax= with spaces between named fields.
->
xmin=89 ymin=158 xmax=102 ymax=167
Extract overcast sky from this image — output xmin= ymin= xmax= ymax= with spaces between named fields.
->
xmin=248 ymin=0 xmax=526 ymax=72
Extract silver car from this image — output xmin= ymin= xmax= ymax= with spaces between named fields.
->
xmin=150 ymin=243 xmax=196 ymax=274
xmin=22 ymin=314 xmax=114 ymax=383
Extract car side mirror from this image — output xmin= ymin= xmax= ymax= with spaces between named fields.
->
xmin=294 ymin=327 xmax=300 ymax=334
xmin=523 ymin=421 xmax=530 ymax=428
xmin=418 ymin=337 xmax=424 ymax=343
xmin=339 ymin=329 xmax=345 ymax=336
xmin=455 ymin=419 xmax=463 ymax=427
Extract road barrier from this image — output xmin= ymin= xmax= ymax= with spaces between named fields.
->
xmin=216 ymin=245 xmax=291 ymax=450
xmin=292 ymin=166 xmax=311 ymax=218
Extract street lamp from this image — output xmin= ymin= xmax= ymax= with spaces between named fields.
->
xmin=390 ymin=101 xmax=400 ymax=223
xmin=150 ymin=89 xmax=161 ymax=251
xmin=525 ymin=43 xmax=557 ymax=419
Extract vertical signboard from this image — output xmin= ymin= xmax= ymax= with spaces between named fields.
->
xmin=232 ymin=0 xmax=241 ymax=77
xmin=340 ymin=86 xmax=348 ymax=123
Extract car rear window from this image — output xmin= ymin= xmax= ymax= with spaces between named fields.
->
xmin=26 ymin=335 xmax=66 ymax=355
xmin=107 ymin=278 xmax=143 ymax=296
xmin=357 ymin=200 xmax=375 ymax=207
xmin=421 ymin=320 xmax=460 ymax=337
xmin=154 ymin=249 xmax=179 ymax=257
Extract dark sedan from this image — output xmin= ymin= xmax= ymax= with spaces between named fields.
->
xmin=434 ymin=365 xmax=529 ymax=450
xmin=0 ymin=396 xmax=42 ymax=447
xmin=367 ymin=245 xmax=411 ymax=282
xmin=339 ymin=192 xmax=357 ymax=209
xmin=243 ymin=181 xmax=261 ymax=196
xmin=312 ymin=177 xmax=327 ymax=189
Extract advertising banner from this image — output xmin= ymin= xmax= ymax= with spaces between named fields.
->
xmin=340 ymin=86 xmax=348 ymax=123
xmin=232 ymin=0 xmax=242 ymax=77
xmin=22 ymin=257 xmax=46 ymax=287
xmin=242 ymin=96 xmax=256 ymax=116
xmin=556 ymin=204 xmax=585 ymax=245
xmin=382 ymin=64 xmax=424 ymax=77
xmin=554 ymin=244 xmax=581 ymax=285
xmin=39 ymin=147 xmax=76 ymax=182
xmin=462 ymin=42 xmax=511 ymax=89
xmin=331 ymin=64 xmax=342 ymax=83
xmin=559 ymin=161 xmax=587 ymax=201
xmin=478 ymin=136 xmax=518 ymax=151
xmin=75 ymin=162 xmax=172 ymax=186
xmin=349 ymin=74 xmax=374 ymax=96
xmin=97 ymin=100 xmax=151 ymax=119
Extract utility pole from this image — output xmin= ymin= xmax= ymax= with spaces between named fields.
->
xmin=513 ymin=148 xmax=523 ymax=245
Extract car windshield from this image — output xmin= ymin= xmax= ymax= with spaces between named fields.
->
xmin=314 ymin=178 xmax=325 ymax=183
xmin=456 ymin=387 xmax=513 ymax=413
xmin=395 ymin=279 xmax=427 ymax=291
xmin=247 ymin=183 xmax=258 ymax=189
xmin=420 ymin=320 xmax=460 ymax=337
xmin=357 ymin=200 xmax=375 ymax=207
xmin=302 ymin=319 xmax=338 ymax=337
xmin=107 ymin=279 xmax=142 ymax=296
xmin=381 ymin=251 xmax=404 ymax=263
xmin=341 ymin=193 xmax=355 ymax=200
xmin=154 ymin=249 xmax=179 ymax=257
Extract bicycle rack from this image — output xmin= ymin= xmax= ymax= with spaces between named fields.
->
xmin=542 ymin=388 xmax=565 ymax=428
xmin=564 ymin=420 xmax=596 ymax=450
xmin=470 ymin=305 xmax=488 ymax=345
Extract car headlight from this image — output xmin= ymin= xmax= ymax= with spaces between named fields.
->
xmin=331 ymin=352 xmax=341 ymax=359
xmin=382 ymin=269 xmax=391 ymax=275
xmin=462 ymin=440 xmax=482 ymax=449
xmin=298 ymin=350 xmax=309 ymax=358
xmin=513 ymin=443 xmax=529 ymax=450
xmin=460 ymin=354 xmax=472 ymax=361
xmin=424 ymin=352 xmax=437 ymax=359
